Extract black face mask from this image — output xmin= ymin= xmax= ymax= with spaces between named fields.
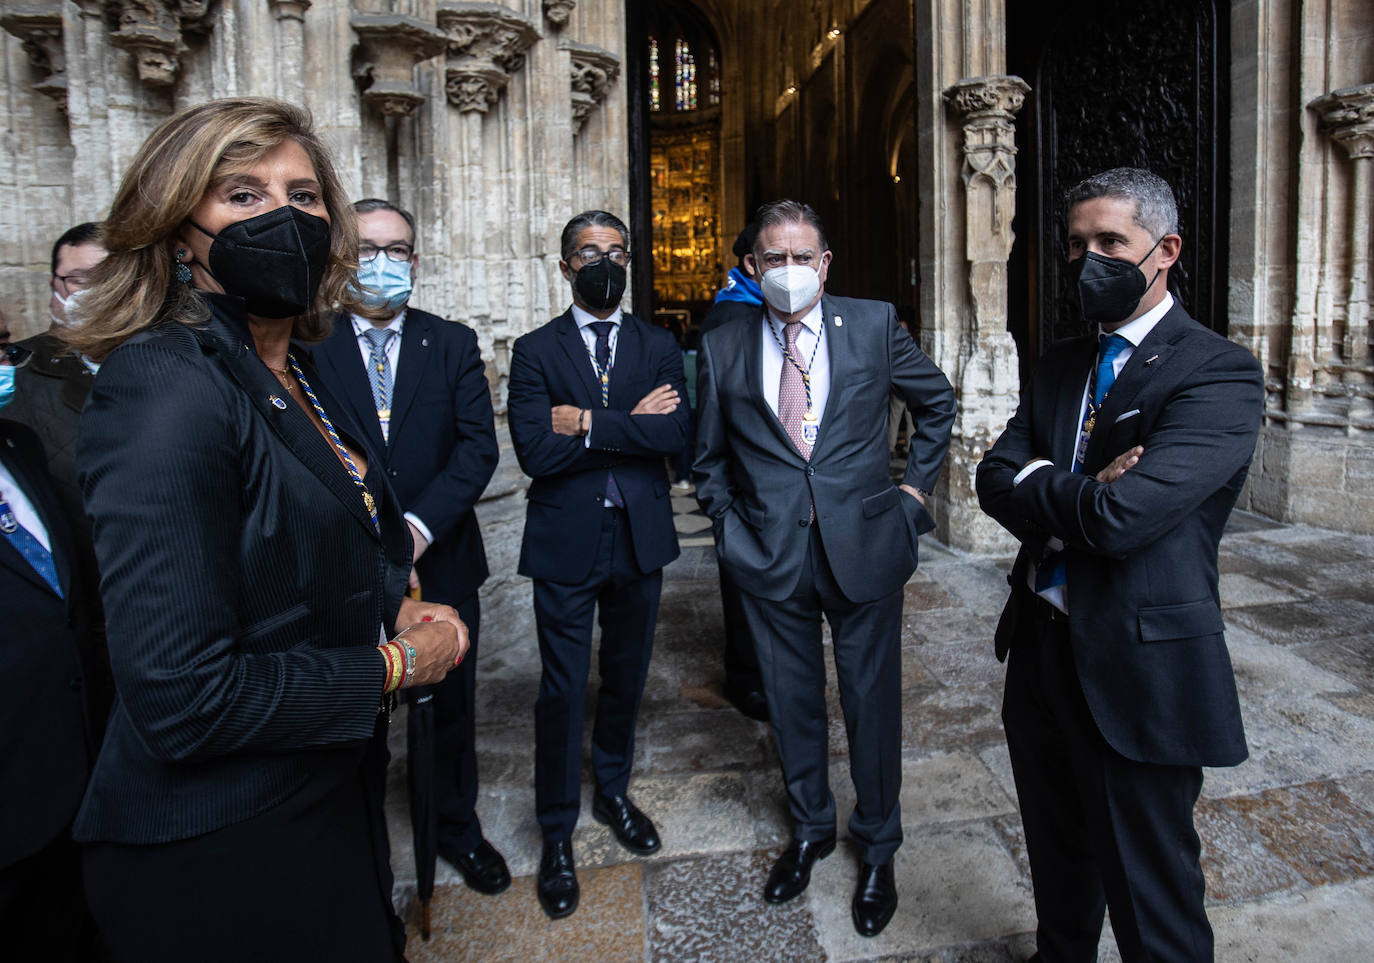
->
xmin=1070 ymin=235 xmax=1164 ymax=325
xmin=191 ymin=206 xmax=332 ymax=319
xmin=573 ymin=259 xmax=627 ymax=312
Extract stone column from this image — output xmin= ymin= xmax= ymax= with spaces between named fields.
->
xmin=938 ymin=75 xmax=1027 ymax=553
xmin=267 ymin=0 xmax=311 ymax=104
xmin=1309 ymin=83 xmax=1374 ymax=428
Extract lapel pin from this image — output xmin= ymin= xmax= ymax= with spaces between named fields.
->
xmin=422 ymin=337 xmax=430 ymax=347
xmin=269 ymin=395 xmax=287 ymax=410
xmin=1144 ymin=354 xmax=1159 ymax=366
xmin=833 ymin=315 xmax=843 ymax=327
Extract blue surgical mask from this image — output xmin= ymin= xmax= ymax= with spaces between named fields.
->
xmin=0 ymin=365 xmax=15 ymax=411
xmin=355 ymin=256 xmax=413 ymax=314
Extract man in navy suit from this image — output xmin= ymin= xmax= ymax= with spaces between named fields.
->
xmin=0 ymin=321 xmax=106 ymax=959
xmin=507 ymin=211 xmax=688 ymax=920
xmin=977 ymin=168 xmax=1265 ymax=962
xmin=313 ymin=200 xmax=507 ymax=894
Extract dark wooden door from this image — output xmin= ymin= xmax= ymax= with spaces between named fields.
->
xmin=1008 ymin=0 xmax=1228 ymax=363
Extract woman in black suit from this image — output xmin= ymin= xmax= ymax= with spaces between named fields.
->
xmin=63 ymin=98 xmax=466 ymax=962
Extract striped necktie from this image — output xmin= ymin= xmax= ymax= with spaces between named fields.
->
xmin=588 ymin=321 xmax=624 ymax=509
xmin=362 ymin=327 xmax=397 ymax=441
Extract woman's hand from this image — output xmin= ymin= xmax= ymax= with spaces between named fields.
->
xmin=394 ymin=618 xmax=466 ymax=688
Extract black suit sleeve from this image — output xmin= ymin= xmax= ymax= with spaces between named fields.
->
xmin=976 ymin=377 xmax=1057 ymax=555
xmin=80 ymin=342 xmax=385 ymax=763
xmin=691 ymin=331 xmax=735 ymax=520
xmin=506 ymin=335 xmax=621 ymax=478
xmin=890 ymin=308 xmax=957 ymax=494
xmin=406 ymin=325 xmax=499 ymax=542
xmin=587 ymin=333 xmax=689 ymax=457
xmin=1002 ymin=345 xmax=1263 ymax=557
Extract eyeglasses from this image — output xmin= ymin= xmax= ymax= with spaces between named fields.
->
xmin=54 ymin=273 xmax=93 ymax=293
xmin=2 ymin=343 xmax=33 ymax=369
xmin=359 ymin=243 xmax=414 ymax=263
xmin=573 ymin=248 xmax=632 ymax=267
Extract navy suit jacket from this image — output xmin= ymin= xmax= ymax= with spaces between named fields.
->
xmin=313 ymin=308 xmax=499 ymax=606
xmin=74 ymin=295 xmax=411 ymax=845
xmin=507 ymin=310 xmax=688 ymax=584
xmin=0 ymin=419 xmax=107 ymax=867
xmin=977 ymin=302 xmax=1264 ymax=768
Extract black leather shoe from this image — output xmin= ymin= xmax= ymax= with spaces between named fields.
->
xmin=536 ymin=839 xmax=579 ymax=919
xmin=763 ymin=835 xmax=836 ymax=904
xmin=851 ymin=861 xmax=897 ymax=937
xmin=592 ymin=793 xmax=661 ymax=855
xmin=442 ymin=838 xmax=511 ymax=895
xmin=723 ymin=679 xmax=770 ymax=722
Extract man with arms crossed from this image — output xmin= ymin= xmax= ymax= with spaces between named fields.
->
xmin=977 ymin=168 xmax=1264 ymax=962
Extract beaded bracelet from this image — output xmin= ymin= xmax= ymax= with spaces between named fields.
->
xmin=402 ymin=640 xmax=418 ymax=687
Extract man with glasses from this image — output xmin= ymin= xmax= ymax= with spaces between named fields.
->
xmin=506 ymin=211 xmax=688 ymax=920
xmin=0 ymin=311 xmax=107 ymax=959
xmin=313 ymin=199 xmax=507 ymax=895
xmin=9 ymin=222 xmax=107 ymax=528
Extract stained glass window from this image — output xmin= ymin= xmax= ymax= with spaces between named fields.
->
xmin=674 ymin=38 xmax=697 ymax=111
xmin=649 ymin=37 xmax=660 ymax=112
xmin=708 ymin=50 xmax=720 ymax=106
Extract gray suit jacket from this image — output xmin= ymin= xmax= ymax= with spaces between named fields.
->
xmin=693 ymin=294 xmax=956 ymax=603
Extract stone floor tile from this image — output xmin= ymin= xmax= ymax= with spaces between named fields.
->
xmin=909 ymin=639 xmax=1007 ymax=688
xmin=1224 ymin=510 xmax=1287 ymax=535
xmin=806 ymin=824 xmax=1037 ymax=961
xmin=1337 ymin=771 xmax=1374 ymax=815
xmin=901 ymin=645 xmax=945 ymax=691
xmin=640 ymin=706 xmax=774 ymax=774
xmin=624 ymin=771 xmax=757 ymax=861
xmin=1219 ymin=571 xmax=1303 ymax=608
xmin=901 ymin=684 xmax=1007 ymax=752
xmin=903 ymin=573 xmax=963 ymax=611
xmin=673 ymin=512 xmax=712 ymax=534
xmin=899 ymin=750 xmax=1018 ymax=825
xmin=741 ymin=767 xmax=793 ymax=849
xmin=919 ymin=559 xmax=1016 ymax=618
xmin=1293 ymin=638 xmax=1374 ymax=692
xmin=1225 ymin=597 xmax=1374 ymax=646
xmin=643 ymin=851 xmax=827 ymax=963
xmin=1201 ymin=782 xmax=1374 ymax=888
xmin=905 ymin=607 xmax=1002 ymax=646
xmin=1210 ymin=877 xmax=1374 ymax=962
xmin=1194 ymin=795 xmax=1306 ymax=902
xmin=976 ymin=742 xmax=1018 ymax=806
xmin=403 ymin=862 xmax=645 ymax=963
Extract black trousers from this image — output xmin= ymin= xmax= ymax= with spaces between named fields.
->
xmin=1 ymin=830 xmax=102 ymax=962
xmin=1003 ymin=600 xmax=1212 ymax=963
xmin=533 ymin=508 xmax=661 ymax=840
xmin=432 ymin=592 xmax=483 ymax=854
xmin=84 ymin=717 xmax=404 ymax=963
xmin=738 ymin=528 xmax=904 ymax=864
xmin=718 ymin=559 xmax=762 ymax=693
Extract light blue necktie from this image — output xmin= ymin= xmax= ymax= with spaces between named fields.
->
xmin=362 ymin=327 xmax=397 ymax=441
xmin=1 ymin=498 xmax=63 ymax=597
xmin=1035 ymin=333 xmax=1131 ymax=594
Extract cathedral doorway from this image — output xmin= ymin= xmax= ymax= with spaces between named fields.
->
xmin=1007 ymin=0 xmax=1230 ymax=369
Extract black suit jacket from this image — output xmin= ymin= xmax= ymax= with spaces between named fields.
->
xmin=507 ymin=310 xmax=688 ymax=583
xmin=694 ymin=294 xmax=956 ymax=603
xmin=976 ymin=302 xmax=1264 ymax=768
xmin=0 ymin=420 xmax=105 ymax=867
xmin=73 ymin=294 xmax=411 ymax=845
xmin=313 ymin=309 xmax=499 ymax=605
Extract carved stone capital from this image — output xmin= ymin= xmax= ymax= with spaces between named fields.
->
xmin=1310 ymin=83 xmax=1374 ymax=161
xmin=944 ymin=75 xmax=1030 ymax=197
xmin=0 ymin=4 xmax=67 ymax=109
xmin=562 ymin=41 xmax=619 ymax=131
xmin=267 ymin=0 xmax=311 ymax=24
xmin=945 ymin=75 xmax=1029 ymax=119
xmin=107 ymin=0 xmax=211 ymax=87
xmin=437 ymin=1 xmax=539 ymax=113
xmin=352 ymin=13 xmax=447 ymax=118
xmin=543 ymin=0 xmax=575 ymax=28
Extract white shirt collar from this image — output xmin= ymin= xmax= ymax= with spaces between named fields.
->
xmin=572 ymin=303 xmax=623 ymax=330
xmin=766 ymin=298 xmax=824 ymax=336
xmin=1104 ymin=291 xmax=1173 ymax=347
xmin=351 ymin=310 xmax=406 ymax=338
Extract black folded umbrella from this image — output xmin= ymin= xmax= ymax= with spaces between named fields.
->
xmin=406 ymin=684 xmax=438 ymax=940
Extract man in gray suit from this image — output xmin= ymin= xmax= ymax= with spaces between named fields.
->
xmin=693 ymin=200 xmax=956 ymax=937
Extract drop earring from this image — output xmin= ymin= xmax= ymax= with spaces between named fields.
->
xmin=174 ymin=249 xmax=193 ymax=284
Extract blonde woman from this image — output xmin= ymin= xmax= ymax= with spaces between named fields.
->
xmin=65 ymin=98 xmax=466 ymax=962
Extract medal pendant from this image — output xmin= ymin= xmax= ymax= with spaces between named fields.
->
xmin=1083 ymin=413 xmax=1096 ymax=435
xmin=0 ymin=511 xmax=16 ymax=535
xmin=1075 ymin=428 xmax=1091 ymax=466
xmin=363 ymin=491 xmax=376 ymax=515
xmin=801 ymin=409 xmax=819 ymax=446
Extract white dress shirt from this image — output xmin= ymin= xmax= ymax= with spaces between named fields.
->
xmin=349 ymin=310 xmax=433 ymax=546
xmin=761 ymin=300 xmax=830 ymax=422
xmin=0 ymin=457 xmax=50 ymax=552
xmin=1017 ymin=292 xmax=1174 ymax=612
xmin=573 ymin=304 xmax=623 ymax=453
